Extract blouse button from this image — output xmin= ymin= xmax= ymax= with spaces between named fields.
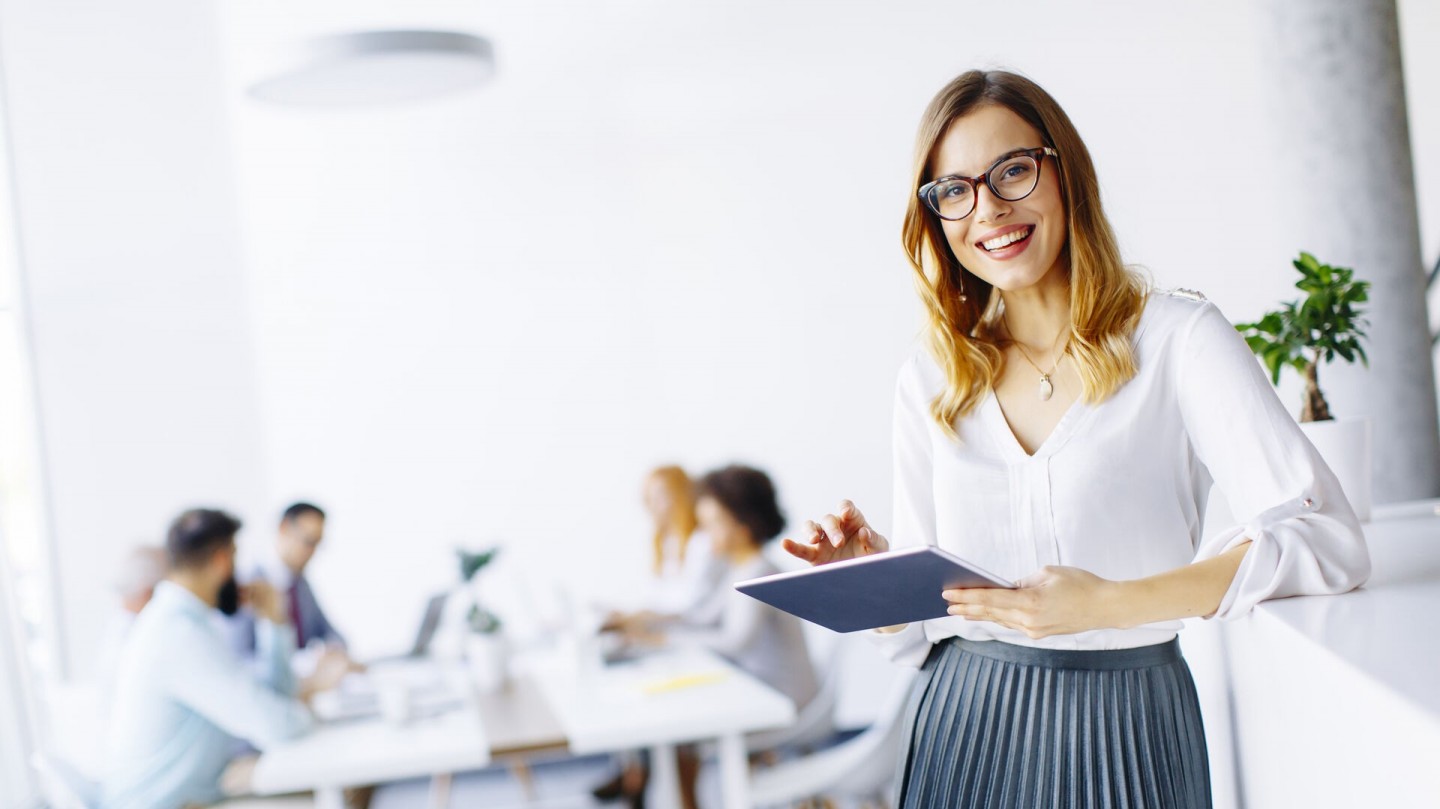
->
xmin=1301 ymin=497 xmax=1315 ymax=509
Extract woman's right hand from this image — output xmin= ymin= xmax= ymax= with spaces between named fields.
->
xmin=781 ymin=499 xmax=889 ymax=566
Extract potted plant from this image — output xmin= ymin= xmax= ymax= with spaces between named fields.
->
xmin=1234 ymin=251 xmax=1372 ymax=520
xmin=455 ymin=547 xmax=508 ymax=692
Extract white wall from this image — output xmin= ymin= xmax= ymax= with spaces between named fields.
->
xmin=0 ymin=0 xmax=266 ymax=677
xmin=0 ymin=0 xmax=1436 ymax=767
xmin=220 ymin=0 xmax=1438 ymax=654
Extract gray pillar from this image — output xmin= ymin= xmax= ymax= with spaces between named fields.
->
xmin=1259 ymin=0 xmax=1440 ymax=502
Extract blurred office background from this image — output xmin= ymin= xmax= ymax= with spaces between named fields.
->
xmin=2 ymin=1 xmax=1438 ymax=807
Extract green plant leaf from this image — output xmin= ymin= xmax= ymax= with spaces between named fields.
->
xmin=457 ymin=547 xmax=500 ymax=582
xmin=1250 ymin=252 xmax=1369 ymax=381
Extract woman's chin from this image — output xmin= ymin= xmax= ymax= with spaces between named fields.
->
xmin=969 ymin=254 xmax=1065 ymax=295
xmin=974 ymin=266 xmax=1050 ymax=294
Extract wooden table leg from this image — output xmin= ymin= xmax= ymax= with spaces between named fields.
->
xmin=717 ymin=733 xmax=750 ymax=809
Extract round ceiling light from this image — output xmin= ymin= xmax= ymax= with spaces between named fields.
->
xmin=247 ymin=30 xmax=496 ymax=108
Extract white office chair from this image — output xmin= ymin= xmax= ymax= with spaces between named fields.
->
xmin=32 ymin=751 xmax=99 ymax=809
xmin=32 ymin=679 xmax=104 ymax=809
xmin=744 ymin=637 xmax=843 ymax=755
xmin=749 ymin=667 xmax=918 ymax=809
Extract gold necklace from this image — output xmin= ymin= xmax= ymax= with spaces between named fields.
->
xmin=1003 ymin=313 xmax=1069 ymax=402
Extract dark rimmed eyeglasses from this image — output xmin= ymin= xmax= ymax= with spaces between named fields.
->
xmin=918 ymin=146 xmax=1059 ymax=221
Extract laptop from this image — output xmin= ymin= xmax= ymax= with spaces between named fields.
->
xmin=367 ymin=591 xmax=448 ymax=666
xmin=313 ymin=592 xmax=457 ymax=722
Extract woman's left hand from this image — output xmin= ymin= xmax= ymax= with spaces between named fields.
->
xmin=943 ymin=566 xmax=1124 ymax=639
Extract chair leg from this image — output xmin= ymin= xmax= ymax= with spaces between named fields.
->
xmin=426 ymin=773 xmax=452 ymax=809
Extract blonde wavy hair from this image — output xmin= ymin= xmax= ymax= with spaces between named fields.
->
xmin=646 ymin=466 xmax=697 ymax=575
xmin=900 ymin=70 xmax=1148 ymax=436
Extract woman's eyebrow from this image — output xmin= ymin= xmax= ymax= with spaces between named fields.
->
xmin=933 ymin=146 xmax=1030 ymax=180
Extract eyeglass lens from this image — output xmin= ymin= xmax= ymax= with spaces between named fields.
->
xmin=929 ymin=154 xmax=1041 ymax=220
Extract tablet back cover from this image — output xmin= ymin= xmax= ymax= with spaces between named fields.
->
xmin=735 ymin=546 xmax=1012 ymax=633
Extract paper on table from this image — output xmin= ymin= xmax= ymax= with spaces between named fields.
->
xmin=640 ymin=671 xmax=729 ymax=694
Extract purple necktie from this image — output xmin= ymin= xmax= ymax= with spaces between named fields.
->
xmin=289 ymin=582 xmax=305 ymax=649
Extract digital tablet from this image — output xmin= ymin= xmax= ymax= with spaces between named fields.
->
xmin=735 ymin=546 xmax=1015 ymax=633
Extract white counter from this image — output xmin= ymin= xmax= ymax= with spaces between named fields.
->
xmin=1218 ymin=499 xmax=1440 ymax=808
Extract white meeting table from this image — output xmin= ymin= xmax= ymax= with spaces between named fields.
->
xmin=529 ymin=646 xmax=797 ymax=809
xmin=250 ymin=670 xmax=491 ymax=809
xmin=250 ymin=646 xmax=794 ymax=809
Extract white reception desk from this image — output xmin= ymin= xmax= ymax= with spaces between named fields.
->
xmin=1213 ymin=499 xmax=1440 ymax=808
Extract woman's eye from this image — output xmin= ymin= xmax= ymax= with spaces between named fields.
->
xmin=1000 ymin=162 xmax=1032 ymax=180
xmin=941 ymin=183 xmax=970 ymax=199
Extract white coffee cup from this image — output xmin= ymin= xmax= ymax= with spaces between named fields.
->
xmin=377 ymin=683 xmax=413 ymax=725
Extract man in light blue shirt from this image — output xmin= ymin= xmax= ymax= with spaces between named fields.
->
xmin=101 ymin=509 xmax=344 ymax=809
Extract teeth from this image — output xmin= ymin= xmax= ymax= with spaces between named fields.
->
xmin=982 ymin=228 xmax=1031 ymax=251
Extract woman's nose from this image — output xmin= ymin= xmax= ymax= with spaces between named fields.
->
xmin=972 ymin=183 xmax=1011 ymax=223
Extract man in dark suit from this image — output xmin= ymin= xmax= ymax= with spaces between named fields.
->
xmin=271 ymin=502 xmax=345 ymax=649
xmin=228 ymin=502 xmax=349 ymax=661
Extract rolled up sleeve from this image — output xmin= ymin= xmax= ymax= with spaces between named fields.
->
xmin=1177 ymin=301 xmax=1371 ymax=619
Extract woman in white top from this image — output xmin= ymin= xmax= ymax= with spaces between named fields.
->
xmin=640 ymin=465 xmax=725 ymax=617
xmin=603 ymin=466 xmax=727 ymax=639
xmin=782 ymin=70 xmax=1369 ymax=808
xmin=593 ymin=466 xmax=727 ymax=807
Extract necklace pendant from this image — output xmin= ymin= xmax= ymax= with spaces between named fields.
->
xmin=1038 ymin=375 xmax=1054 ymax=401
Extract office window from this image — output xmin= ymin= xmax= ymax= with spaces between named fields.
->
xmin=0 ymin=52 xmax=61 ymax=684
xmin=0 ymin=75 xmax=51 ymax=808
xmin=0 ymin=306 xmax=56 ymax=682
xmin=1 ymin=550 xmax=40 ymax=809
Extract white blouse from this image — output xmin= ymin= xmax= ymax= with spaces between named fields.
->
xmin=871 ymin=290 xmax=1371 ymax=665
xmin=641 ymin=531 xmax=727 ymax=618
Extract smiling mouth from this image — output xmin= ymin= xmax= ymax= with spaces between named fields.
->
xmin=979 ymin=226 xmax=1034 ymax=252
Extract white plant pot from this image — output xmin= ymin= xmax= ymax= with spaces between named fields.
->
xmin=428 ymin=597 xmax=471 ymax=662
xmin=1299 ymin=416 xmax=1372 ymax=523
xmin=464 ymin=633 xmax=509 ymax=694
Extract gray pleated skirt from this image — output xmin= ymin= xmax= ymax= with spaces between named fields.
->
xmin=896 ymin=637 xmax=1210 ymax=809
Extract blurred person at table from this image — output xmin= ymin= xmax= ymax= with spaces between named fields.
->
xmin=228 ymin=502 xmax=353 ymax=671
xmin=670 ymin=465 xmax=819 ymax=709
xmin=627 ymin=464 xmax=821 ymax=809
xmin=96 ymin=545 xmax=167 ymax=696
xmin=601 ymin=465 xmax=726 ymax=640
xmin=592 ymin=466 xmax=728 ymax=804
xmin=100 ymin=508 xmax=349 ymax=809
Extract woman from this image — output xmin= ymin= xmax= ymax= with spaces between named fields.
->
xmin=594 ymin=466 xmax=726 ymax=806
xmin=666 ymin=464 xmax=820 ymax=809
xmin=642 ymin=465 xmax=724 ymax=617
xmin=605 ymin=466 xmax=725 ymax=631
xmin=673 ymin=464 xmax=819 ymax=712
xmin=782 ymin=70 xmax=1369 ymax=808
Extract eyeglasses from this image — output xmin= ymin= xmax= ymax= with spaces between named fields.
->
xmin=918 ymin=146 xmax=1058 ymax=221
